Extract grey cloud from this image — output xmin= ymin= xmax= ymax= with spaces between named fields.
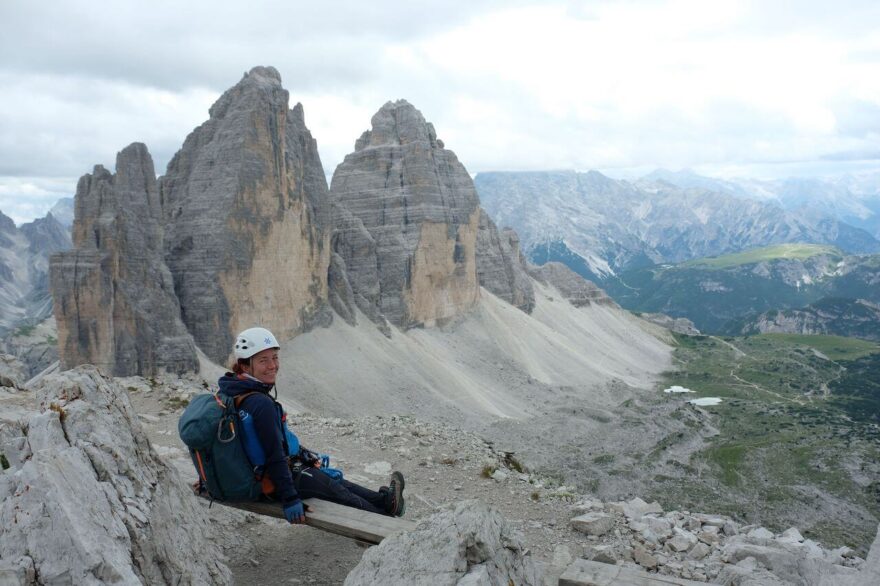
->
xmin=0 ymin=0 xmax=530 ymax=91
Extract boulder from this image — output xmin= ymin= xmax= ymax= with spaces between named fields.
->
xmin=330 ymin=100 xmax=481 ymax=330
xmin=571 ymin=512 xmax=615 ymax=536
xmin=723 ymin=541 xmax=859 ymax=585
xmin=161 ymin=66 xmax=331 ymax=363
xmin=344 ymin=500 xmax=540 ymax=585
xmin=633 ymin=545 xmax=659 ymax=569
xmin=50 ymin=144 xmax=198 ymax=376
xmin=0 ymin=366 xmax=231 ymax=584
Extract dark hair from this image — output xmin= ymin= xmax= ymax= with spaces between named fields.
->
xmin=231 ymin=358 xmax=251 ymax=375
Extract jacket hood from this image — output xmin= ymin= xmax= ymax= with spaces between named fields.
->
xmin=218 ymin=373 xmax=274 ymax=397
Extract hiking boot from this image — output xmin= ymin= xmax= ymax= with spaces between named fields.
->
xmin=387 ymin=471 xmax=406 ymax=517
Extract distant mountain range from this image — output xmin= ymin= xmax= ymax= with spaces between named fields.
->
xmin=601 ymin=244 xmax=880 ymax=335
xmin=475 ymin=170 xmax=880 ymax=286
xmin=0 ymin=208 xmax=71 ymax=335
xmin=642 ymin=168 xmax=880 ymax=240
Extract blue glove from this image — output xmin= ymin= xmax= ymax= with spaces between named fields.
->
xmin=283 ymin=500 xmax=306 ymax=524
xmin=320 ymin=454 xmax=330 ymax=468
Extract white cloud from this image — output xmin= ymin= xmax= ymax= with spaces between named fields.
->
xmin=1 ymin=0 xmax=879 ymax=222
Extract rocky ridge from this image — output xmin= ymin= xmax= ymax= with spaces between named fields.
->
xmin=476 ymin=209 xmax=536 ymax=312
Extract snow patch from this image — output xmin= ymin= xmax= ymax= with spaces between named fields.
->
xmin=689 ymin=397 xmax=723 ymax=406
xmin=664 ymin=386 xmax=695 ymax=394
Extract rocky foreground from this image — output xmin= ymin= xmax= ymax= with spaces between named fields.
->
xmin=1 ymin=361 xmax=877 ymax=585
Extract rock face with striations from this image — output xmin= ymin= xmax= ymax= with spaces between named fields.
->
xmin=0 ymin=366 xmax=231 ymax=584
xmin=161 ymin=66 xmax=331 ymax=364
xmin=330 ymin=100 xmax=481 ymax=329
xmin=50 ymin=143 xmax=197 ymax=376
xmin=475 ymin=209 xmax=535 ymax=312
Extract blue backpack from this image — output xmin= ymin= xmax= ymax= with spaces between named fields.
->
xmin=178 ymin=391 xmax=269 ymax=501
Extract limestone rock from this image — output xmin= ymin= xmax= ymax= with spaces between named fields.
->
xmin=0 ymin=354 xmax=26 ymax=388
xmin=633 ymin=545 xmax=659 ymax=569
xmin=330 ymin=100 xmax=481 ymax=330
xmin=475 ymin=210 xmax=535 ymax=312
xmin=528 ymin=262 xmax=616 ymax=308
xmin=0 ymin=365 xmax=231 ymax=584
xmin=723 ymin=540 xmax=860 ymax=585
xmin=344 ymin=500 xmax=540 ymax=585
xmin=162 ymin=66 xmax=331 ymax=363
xmin=571 ymin=512 xmax=615 ymax=536
xmin=50 ymin=143 xmax=197 ymax=376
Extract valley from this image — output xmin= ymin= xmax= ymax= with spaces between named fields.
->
xmin=643 ymin=333 xmax=880 ymax=551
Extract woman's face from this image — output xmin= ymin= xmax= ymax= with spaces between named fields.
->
xmin=245 ymin=348 xmax=279 ymax=384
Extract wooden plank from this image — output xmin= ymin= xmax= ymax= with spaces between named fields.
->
xmin=559 ymin=559 xmax=718 ymax=586
xmin=196 ymin=492 xmax=417 ymax=545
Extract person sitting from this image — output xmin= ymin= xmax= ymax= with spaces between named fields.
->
xmin=219 ymin=327 xmax=405 ymax=524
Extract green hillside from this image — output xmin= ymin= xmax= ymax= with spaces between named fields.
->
xmin=682 ymin=243 xmax=843 ymax=269
xmin=757 ymin=333 xmax=880 ymax=359
xmin=646 ymin=333 xmax=880 ymax=550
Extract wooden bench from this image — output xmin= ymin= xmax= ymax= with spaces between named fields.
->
xmin=195 ymin=491 xmax=417 ymax=545
xmin=559 ymin=559 xmax=719 ymax=586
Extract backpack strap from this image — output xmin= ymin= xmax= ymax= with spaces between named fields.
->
xmin=233 ymin=391 xmax=260 ymax=409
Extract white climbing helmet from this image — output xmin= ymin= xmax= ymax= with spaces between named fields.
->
xmin=233 ymin=327 xmax=280 ymax=360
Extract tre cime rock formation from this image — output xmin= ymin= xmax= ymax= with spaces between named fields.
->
xmin=49 ymin=66 xmax=610 ymax=376
xmin=161 ymin=66 xmax=331 ymax=364
xmin=50 ymin=143 xmax=198 ymax=376
xmin=329 ymin=99 xmax=483 ymax=329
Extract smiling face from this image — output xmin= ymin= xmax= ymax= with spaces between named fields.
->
xmin=244 ymin=347 xmax=280 ymax=385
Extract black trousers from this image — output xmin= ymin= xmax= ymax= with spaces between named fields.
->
xmin=293 ymin=467 xmax=389 ymax=515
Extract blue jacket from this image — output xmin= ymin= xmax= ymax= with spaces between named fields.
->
xmin=218 ymin=374 xmax=298 ymax=506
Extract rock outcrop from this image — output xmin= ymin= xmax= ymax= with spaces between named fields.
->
xmin=476 ymin=210 xmax=535 ymax=312
xmin=344 ymin=500 xmax=540 ymax=585
xmin=330 ymin=100 xmax=481 ymax=329
xmin=0 ymin=366 xmax=231 ymax=584
xmin=529 ymin=262 xmax=616 ymax=307
xmin=161 ymin=66 xmax=331 ymax=363
xmin=639 ymin=313 xmax=701 ymax=335
xmin=50 ymin=143 xmax=197 ymax=376
xmin=738 ymin=297 xmax=880 ymax=341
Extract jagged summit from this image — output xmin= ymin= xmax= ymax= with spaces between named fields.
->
xmin=354 ymin=99 xmax=443 ymax=150
xmin=207 ymin=65 xmax=286 ymax=120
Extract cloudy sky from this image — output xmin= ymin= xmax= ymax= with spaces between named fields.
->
xmin=2 ymin=0 xmax=880 ymax=223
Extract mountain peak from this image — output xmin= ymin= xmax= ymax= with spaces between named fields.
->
xmin=208 ymin=65 xmax=287 ymax=120
xmin=356 ymin=100 xmax=438 ymax=151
